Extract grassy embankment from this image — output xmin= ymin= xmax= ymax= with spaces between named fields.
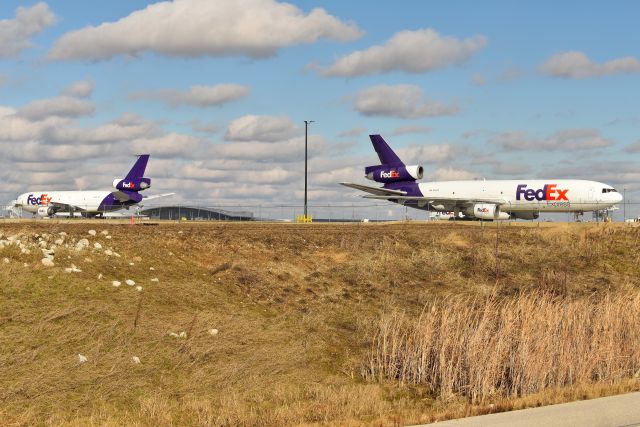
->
xmin=1 ymin=221 xmax=640 ymax=426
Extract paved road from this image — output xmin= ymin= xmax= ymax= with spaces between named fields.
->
xmin=414 ymin=392 xmax=640 ymax=427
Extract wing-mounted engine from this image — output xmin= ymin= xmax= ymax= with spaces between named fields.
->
xmin=112 ymin=178 xmax=151 ymax=191
xmin=465 ymin=203 xmax=510 ymax=220
xmin=510 ymin=211 xmax=539 ymax=220
xmin=37 ymin=206 xmax=55 ymax=217
xmin=365 ymin=164 xmax=424 ymax=183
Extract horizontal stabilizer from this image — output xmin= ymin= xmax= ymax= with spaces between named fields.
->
xmin=340 ymin=182 xmax=406 ymax=197
xmin=143 ymin=192 xmax=175 ymax=201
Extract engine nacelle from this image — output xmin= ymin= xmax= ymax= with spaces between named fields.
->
xmin=466 ymin=203 xmax=510 ymax=220
xmin=510 ymin=211 xmax=540 ymax=220
xmin=37 ymin=206 xmax=55 ymax=217
xmin=112 ymin=178 xmax=151 ymax=191
xmin=365 ymin=164 xmax=424 ymax=183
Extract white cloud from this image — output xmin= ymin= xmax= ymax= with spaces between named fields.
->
xmin=0 ymin=2 xmax=56 ymax=58
xmin=430 ymin=166 xmax=479 ymax=181
xmin=353 ymin=84 xmax=459 ymax=119
xmin=320 ymin=28 xmax=486 ymax=77
xmin=337 ymin=127 xmax=366 ymax=137
xmin=16 ymin=96 xmax=95 ymax=121
xmin=540 ymin=51 xmax=640 ymax=79
xmin=471 ymin=74 xmax=486 ymax=86
xmin=48 ymin=0 xmax=362 ymax=61
xmin=391 ymin=125 xmax=432 ymax=136
xmin=2 ymin=141 xmax=108 ymax=162
xmin=397 ymin=144 xmax=455 ymax=164
xmin=491 ymin=162 xmax=532 ymax=175
xmin=130 ymin=133 xmax=200 ymax=158
xmin=623 ymin=140 xmax=640 ymax=153
xmin=62 ymin=80 xmax=95 ymax=98
xmin=182 ymin=163 xmax=295 ymax=184
xmin=131 ymin=84 xmax=250 ymax=107
xmin=214 ymin=135 xmax=324 ymax=161
xmin=225 ymin=114 xmax=300 ymax=142
xmin=490 ymin=129 xmax=613 ymax=151
xmin=190 ymin=119 xmax=219 ymax=134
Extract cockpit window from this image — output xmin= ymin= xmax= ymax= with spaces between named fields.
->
xmin=602 ymin=188 xmax=618 ymax=193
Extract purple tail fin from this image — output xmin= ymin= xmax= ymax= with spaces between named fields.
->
xmin=370 ymin=135 xmax=404 ymax=166
xmin=124 ymin=155 xmax=149 ymax=180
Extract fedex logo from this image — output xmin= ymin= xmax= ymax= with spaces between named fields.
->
xmin=122 ymin=181 xmax=135 ymax=189
xmin=26 ymin=193 xmax=52 ymax=206
xmin=477 ymin=207 xmax=489 ymax=213
xmin=380 ymin=170 xmax=400 ymax=179
xmin=516 ymin=184 xmax=569 ymax=201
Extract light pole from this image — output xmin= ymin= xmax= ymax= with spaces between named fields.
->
xmin=304 ymin=120 xmax=314 ymax=219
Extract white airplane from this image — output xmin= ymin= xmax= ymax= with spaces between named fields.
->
xmin=342 ymin=135 xmax=623 ymax=220
xmin=14 ymin=154 xmax=174 ymax=218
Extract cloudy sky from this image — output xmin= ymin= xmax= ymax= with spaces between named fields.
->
xmin=1 ymin=0 xmax=639 ymax=218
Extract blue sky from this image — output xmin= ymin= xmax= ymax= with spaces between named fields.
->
xmin=1 ymin=0 xmax=639 ymax=219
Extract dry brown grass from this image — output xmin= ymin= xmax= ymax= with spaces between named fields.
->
xmin=364 ymin=292 xmax=640 ymax=404
xmin=1 ymin=221 xmax=640 ymax=426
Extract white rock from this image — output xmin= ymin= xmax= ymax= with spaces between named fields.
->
xmin=101 ymin=230 xmax=109 ymax=235
xmin=54 ymin=238 xmax=64 ymax=245
xmin=151 ymin=278 xmax=159 ymax=282
xmin=75 ymin=239 xmax=90 ymax=251
xmin=149 ymin=267 xmax=155 ymax=271
xmin=125 ymin=279 xmax=135 ymax=286
xmin=112 ymin=280 xmax=121 ymax=287
xmin=136 ymin=286 xmax=143 ymax=292
xmin=41 ymin=258 xmax=55 ymax=267
xmin=129 ymin=262 xmax=135 ymax=266
xmin=2 ymin=258 xmax=8 ymax=264
xmin=93 ymin=242 xmax=102 ymax=250
xmin=104 ymin=249 xmax=113 ymax=256
xmin=64 ymin=264 xmax=82 ymax=273
xmin=78 ymin=354 xmax=88 ymax=364
xmin=132 ymin=356 xmax=141 ymax=364
xmin=106 ymin=236 xmax=112 ymax=239
xmin=97 ymin=273 xmax=103 ymax=280
xmin=88 ymin=230 xmax=97 ymax=236
xmin=168 ymin=332 xmax=179 ymax=338
xmin=59 ymin=232 xmax=67 ymax=237
xmin=23 ymin=263 xmax=29 ymax=267
xmin=208 ymin=328 xmax=219 ymax=336
xmin=178 ymin=331 xmax=187 ymax=338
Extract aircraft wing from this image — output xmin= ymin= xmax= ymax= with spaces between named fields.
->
xmin=340 ymin=182 xmax=407 ymax=197
xmin=362 ymin=195 xmax=507 ymax=206
xmin=46 ymin=201 xmax=87 ymax=213
xmin=142 ymin=192 xmax=175 ymax=201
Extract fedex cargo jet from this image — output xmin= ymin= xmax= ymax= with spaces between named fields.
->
xmin=341 ymin=135 xmax=622 ymax=220
xmin=14 ymin=155 xmax=173 ymax=217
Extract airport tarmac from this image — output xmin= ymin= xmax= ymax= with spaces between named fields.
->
xmin=415 ymin=392 xmax=640 ymax=427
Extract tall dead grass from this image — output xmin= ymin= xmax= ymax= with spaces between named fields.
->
xmin=364 ymin=292 xmax=640 ymax=403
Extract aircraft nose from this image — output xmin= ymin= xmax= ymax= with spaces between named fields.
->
xmin=616 ymin=192 xmax=624 ymax=203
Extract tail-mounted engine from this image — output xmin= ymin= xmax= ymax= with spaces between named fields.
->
xmin=365 ymin=164 xmax=424 ymax=183
xmin=112 ymin=178 xmax=151 ymax=191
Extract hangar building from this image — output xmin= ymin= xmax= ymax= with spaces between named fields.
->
xmin=139 ymin=205 xmax=254 ymax=221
